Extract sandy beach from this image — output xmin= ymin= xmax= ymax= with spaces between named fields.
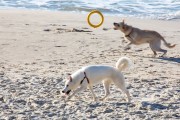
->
xmin=0 ymin=9 xmax=180 ymax=119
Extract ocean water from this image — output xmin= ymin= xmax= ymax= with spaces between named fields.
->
xmin=0 ymin=0 xmax=180 ymax=20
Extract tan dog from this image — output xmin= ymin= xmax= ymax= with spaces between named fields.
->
xmin=113 ymin=20 xmax=176 ymax=57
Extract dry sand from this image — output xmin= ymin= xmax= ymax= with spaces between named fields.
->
xmin=0 ymin=9 xmax=180 ymax=119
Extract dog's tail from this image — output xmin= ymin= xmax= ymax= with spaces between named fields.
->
xmin=161 ymin=38 xmax=176 ymax=48
xmin=116 ymin=57 xmax=132 ymax=71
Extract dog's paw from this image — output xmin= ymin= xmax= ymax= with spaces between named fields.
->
xmin=124 ymin=47 xmax=131 ymax=51
xmin=159 ymin=54 xmax=167 ymax=58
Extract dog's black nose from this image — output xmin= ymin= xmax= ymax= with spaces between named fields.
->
xmin=62 ymin=90 xmax=65 ymax=93
xmin=113 ymin=22 xmax=117 ymax=25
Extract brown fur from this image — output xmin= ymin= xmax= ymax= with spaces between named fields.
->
xmin=113 ymin=20 xmax=176 ymax=57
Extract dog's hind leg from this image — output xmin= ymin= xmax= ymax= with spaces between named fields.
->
xmin=88 ymin=86 xmax=98 ymax=101
xmin=120 ymin=85 xmax=131 ymax=103
xmin=113 ymin=78 xmax=131 ymax=102
xmin=100 ymin=80 xmax=111 ymax=101
xmin=150 ymin=47 xmax=157 ymax=57
xmin=150 ymin=40 xmax=167 ymax=57
xmin=152 ymin=51 xmax=157 ymax=57
xmin=160 ymin=49 xmax=167 ymax=57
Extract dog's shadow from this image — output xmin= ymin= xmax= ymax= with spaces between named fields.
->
xmin=136 ymin=55 xmax=180 ymax=63
xmin=158 ymin=57 xmax=180 ymax=63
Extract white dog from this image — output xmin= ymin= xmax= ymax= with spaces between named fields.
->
xmin=62 ymin=57 xmax=132 ymax=102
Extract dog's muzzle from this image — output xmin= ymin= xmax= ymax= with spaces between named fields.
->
xmin=113 ymin=22 xmax=117 ymax=25
xmin=62 ymin=90 xmax=71 ymax=95
xmin=113 ymin=23 xmax=118 ymax=30
xmin=65 ymin=90 xmax=71 ymax=95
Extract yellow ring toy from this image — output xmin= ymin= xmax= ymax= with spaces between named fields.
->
xmin=87 ymin=10 xmax=104 ymax=28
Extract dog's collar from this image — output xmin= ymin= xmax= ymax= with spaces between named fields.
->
xmin=80 ymin=72 xmax=90 ymax=84
xmin=125 ymin=28 xmax=133 ymax=37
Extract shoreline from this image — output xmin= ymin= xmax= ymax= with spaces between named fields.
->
xmin=1 ymin=8 xmax=180 ymax=21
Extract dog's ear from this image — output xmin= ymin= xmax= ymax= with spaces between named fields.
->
xmin=122 ymin=19 xmax=125 ymax=24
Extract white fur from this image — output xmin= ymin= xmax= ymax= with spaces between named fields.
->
xmin=62 ymin=57 xmax=132 ymax=102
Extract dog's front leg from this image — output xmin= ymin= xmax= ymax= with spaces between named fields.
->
xmin=66 ymin=86 xmax=86 ymax=101
xmin=100 ymin=81 xmax=111 ymax=101
xmin=124 ymin=35 xmax=134 ymax=50
xmin=124 ymin=42 xmax=132 ymax=50
xmin=88 ymin=86 xmax=98 ymax=101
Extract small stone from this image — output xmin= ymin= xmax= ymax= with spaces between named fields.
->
xmin=104 ymin=108 xmax=114 ymax=113
xmin=48 ymin=113 xmax=57 ymax=117
xmin=9 ymin=116 xmax=16 ymax=120
xmin=135 ymin=110 xmax=143 ymax=114
xmin=103 ymin=28 xmax=110 ymax=31
xmin=43 ymin=29 xmax=51 ymax=32
xmin=125 ymin=118 xmax=130 ymax=120
xmin=23 ymin=76 xmax=29 ymax=79
xmin=15 ymin=99 xmax=27 ymax=105
xmin=34 ymin=100 xmax=46 ymax=106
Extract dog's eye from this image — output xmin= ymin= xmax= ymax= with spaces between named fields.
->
xmin=117 ymin=24 xmax=120 ymax=27
xmin=66 ymin=85 xmax=69 ymax=87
